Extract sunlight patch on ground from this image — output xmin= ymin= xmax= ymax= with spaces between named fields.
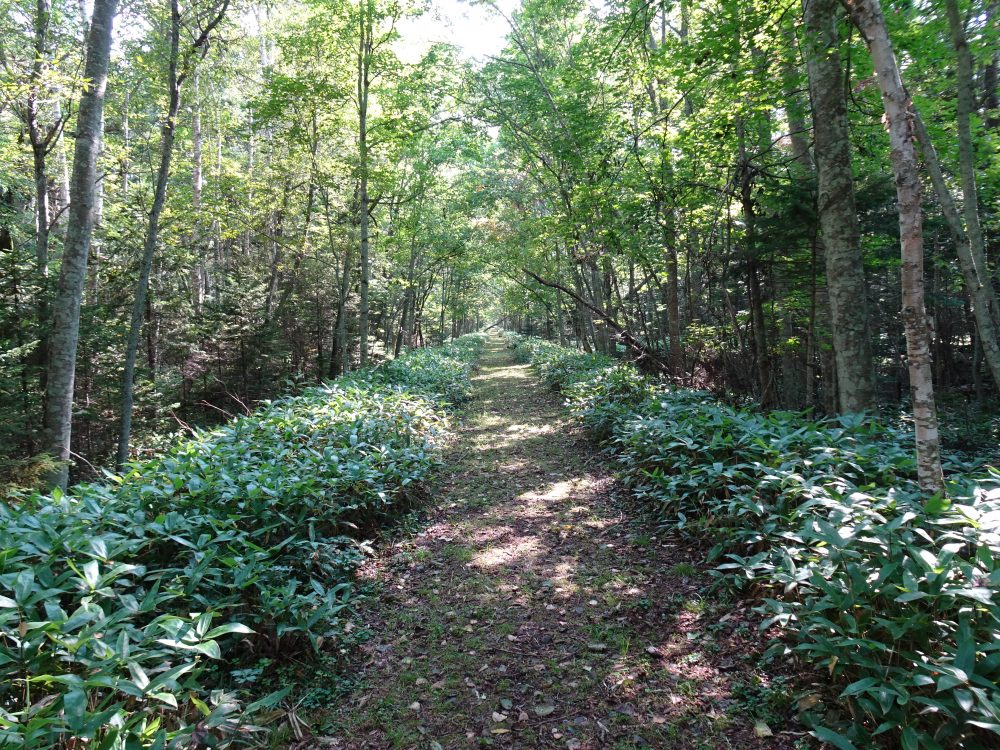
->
xmin=471 ymin=428 xmax=556 ymax=450
xmin=496 ymin=459 xmax=530 ymax=473
xmin=504 ymin=422 xmax=557 ymax=435
xmin=547 ymin=560 xmax=580 ymax=590
xmin=470 ymin=525 xmax=515 ymax=544
xmin=472 ymin=364 xmax=531 ymax=383
xmin=508 ymin=478 xmax=606 ymax=523
xmin=540 ymin=480 xmax=574 ymax=501
xmin=471 ymin=536 xmax=541 ymax=569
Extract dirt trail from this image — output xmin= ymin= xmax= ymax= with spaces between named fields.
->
xmin=319 ymin=337 xmax=794 ymax=750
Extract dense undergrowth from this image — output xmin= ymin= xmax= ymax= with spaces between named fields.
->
xmin=0 ymin=335 xmax=485 ymax=749
xmin=506 ymin=332 xmax=1000 ymax=750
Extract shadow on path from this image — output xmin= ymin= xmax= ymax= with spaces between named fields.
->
xmin=315 ymin=337 xmax=796 ymax=750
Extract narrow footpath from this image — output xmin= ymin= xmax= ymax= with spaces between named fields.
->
xmin=319 ymin=337 xmax=797 ymax=749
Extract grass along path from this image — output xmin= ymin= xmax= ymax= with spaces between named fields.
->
xmin=313 ymin=337 xmax=802 ymax=749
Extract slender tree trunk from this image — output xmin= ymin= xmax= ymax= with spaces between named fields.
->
xmin=244 ymin=110 xmax=254 ymax=256
xmin=804 ymin=0 xmax=877 ymax=412
xmin=262 ymin=184 xmax=291 ymax=321
xmin=331 ymin=190 xmax=356 ymax=377
xmin=29 ymin=0 xmax=51 ymax=279
xmin=665 ymin=244 xmax=682 ymax=373
xmin=439 ymin=270 xmax=448 ymax=345
xmin=334 ymin=251 xmax=354 ymax=376
xmin=191 ymin=69 xmax=206 ymax=311
xmin=396 ymin=203 xmax=421 ymax=355
xmin=116 ymin=0 xmax=228 ymax=467
xmin=53 ymin=99 xmax=71 ymax=213
xmin=357 ymin=1 xmax=372 ymax=367
xmin=966 ymin=297 xmax=985 ymax=405
xmin=572 ymin=263 xmax=594 ymax=352
xmin=414 ymin=283 xmax=431 ymax=347
xmin=585 ymin=259 xmax=607 ymax=354
xmin=43 ymin=0 xmax=119 ymax=489
xmin=31 ymin=150 xmax=50 ymax=296
xmin=555 ymin=243 xmax=566 ymax=345
xmin=942 ymin=0 xmax=1000 ymax=388
xmin=403 ymin=273 xmax=418 ymax=353
xmin=738 ymin=126 xmax=777 ymax=408
xmin=122 ymin=90 xmax=131 ymax=194
xmin=805 ymin=234 xmax=819 ymax=407
xmin=116 ymin=0 xmax=182 ymax=470
xmin=842 ymin=0 xmax=944 ymax=492
xmin=781 ymin=28 xmax=813 ymax=171
xmin=25 ymin=0 xmax=54 ymax=395
xmin=911 ymin=111 xmax=1000 ymax=392
xmin=645 ymin=22 xmax=683 ymax=373
xmin=30 ymin=143 xmax=51 ymax=387
xmin=660 ymin=202 xmax=682 ymax=374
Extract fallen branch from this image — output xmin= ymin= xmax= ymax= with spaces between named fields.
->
xmin=520 ymin=268 xmax=671 ymax=374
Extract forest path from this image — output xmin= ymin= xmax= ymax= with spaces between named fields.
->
xmin=317 ymin=337 xmax=790 ymax=750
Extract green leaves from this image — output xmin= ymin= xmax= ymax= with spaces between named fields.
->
xmin=0 ymin=335 xmax=485 ymax=749
xmin=514 ymin=333 xmax=1000 ymax=747
xmin=812 ymin=726 xmax=858 ymax=750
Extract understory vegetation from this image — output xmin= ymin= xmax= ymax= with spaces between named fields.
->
xmin=0 ymin=334 xmax=484 ymax=749
xmin=507 ymin=332 xmax=1000 ymax=750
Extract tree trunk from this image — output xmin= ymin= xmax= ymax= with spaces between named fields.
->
xmin=804 ymin=0 xmax=877 ymax=413
xmin=26 ymin=0 xmax=54 ymax=395
xmin=842 ymin=0 xmax=944 ymax=493
xmin=29 ymin=0 xmax=52 ymax=278
xmin=941 ymin=0 xmax=1000 ymax=389
xmin=396 ymin=214 xmax=420 ymax=355
xmin=263 ymin=183 xmax=291 ymax=321
xmin=737 ymin=126 xmax=777 ymax=408
xmin=911 ymin=111 xmax=1000 ymax=393
xmin=331 ymin=191 xmax=355 ymax=377
xmin=357 ymin=0 xmax=372 ymax=367
xmin=665 ymin=244 xmax=682 ymax=373
xmin=439 ymin=270 xmax=448 ymax=344
xmin=122 ymin=90 xmax=131 ymax=194
xmin=53 ymin=98 xmax=71 ymax=214
xmin=116 ymin=0 xmax=228 ymax=468
xmin=30 ymin=141 xmax=51 ymax=389
xmin=644 ymin=22 xmax=683 ymax=373
xmin=781 ymin=26 xmax=813 ymax=171
xmin=587 ymin=258 xmax=610 ymax=354
xmin=190 ymin=68 xmax=206 ymax=311
xmin=31 ymin=149 xmax=50 ymax=300
xmin=414 ymin=283 xmax=431 ymax=347
xmin=805 ymin=233 xmax=819 ymax=407
xmin=116 ymin=0 xmax=182 ymax=470
xmin=42 ymin=0 xmax=119 ymax=489
xmin=571 ymin=263 xmax=594 ymax=352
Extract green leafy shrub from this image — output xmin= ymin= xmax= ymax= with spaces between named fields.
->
xmin=0 ymin=335 xmax=484 ymax=749
xmin=377 ymin=334 xmax=483 ymax=404
xmin=509 ymin=332 xmax=1000 ymax=749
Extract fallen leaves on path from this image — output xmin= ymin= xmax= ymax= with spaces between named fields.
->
xmin=309 ymin=338 xmax=805 ymax=749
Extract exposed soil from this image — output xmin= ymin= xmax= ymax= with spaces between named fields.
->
xmin=310 ymin=337 xmax=806 ymax=749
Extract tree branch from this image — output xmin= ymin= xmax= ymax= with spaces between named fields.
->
xmin=521 ymin=267 xmax=670 ymax=373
